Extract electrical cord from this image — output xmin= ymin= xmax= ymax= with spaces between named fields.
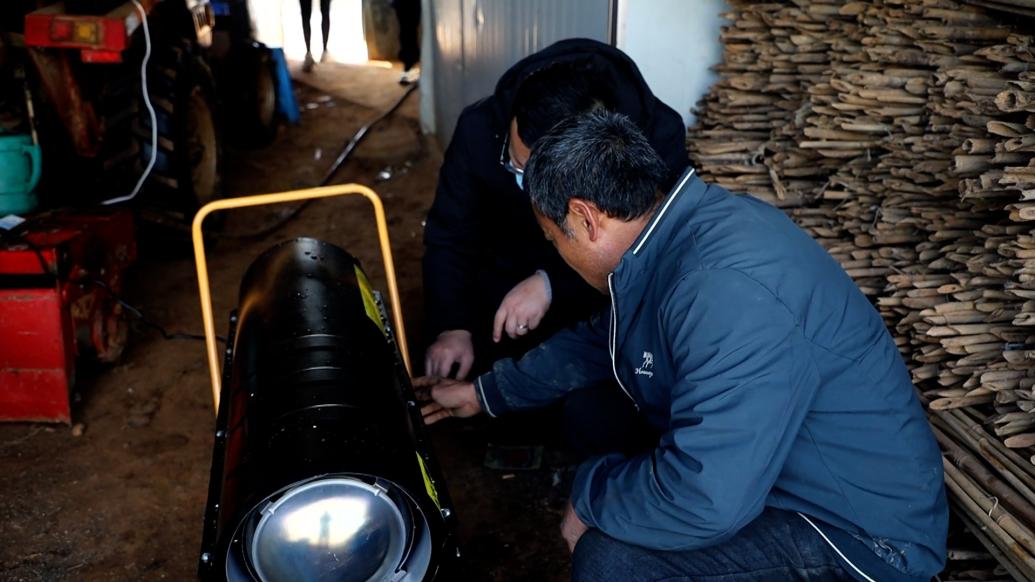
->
xmin=88 ymin=277 xmax=226 ymax=344
xmin=94 ymin=12 xmax=417 ymax=230
xmin=0 ymin=227 xmax=222 ymax=344
xmin=101 ymin=0 xmax=157 ymax=205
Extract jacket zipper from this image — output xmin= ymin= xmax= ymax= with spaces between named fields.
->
xmin=608 ymin=273 xmax=639 ymax=410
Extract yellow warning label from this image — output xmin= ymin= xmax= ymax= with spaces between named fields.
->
xmin=416 ymin=453 xmax=441 ymax=510
xmin=354 ymin=265 xmax=387 ymax=336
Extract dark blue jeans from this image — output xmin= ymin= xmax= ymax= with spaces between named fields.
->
xmin=571 ymin=507 xmax=856 ymax=581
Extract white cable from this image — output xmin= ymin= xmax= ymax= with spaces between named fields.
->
xmin=102 ymin=0 xmax=157 ymax=205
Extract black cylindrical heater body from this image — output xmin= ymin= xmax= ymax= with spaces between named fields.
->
xmin=198 ymin=238 xmax=457 ymax=582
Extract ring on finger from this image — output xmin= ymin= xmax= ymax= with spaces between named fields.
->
xmin=518 ymin=324 xmax=529 ymax=331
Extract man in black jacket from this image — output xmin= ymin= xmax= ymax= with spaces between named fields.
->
xmin=423 ymin=38 xmax=686 ymax=381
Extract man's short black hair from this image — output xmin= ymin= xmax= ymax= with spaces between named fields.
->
xmin=511 ymin=62 xmax=616 ymax=148
xmin=525 ymin=110 xmax=668 ymax=230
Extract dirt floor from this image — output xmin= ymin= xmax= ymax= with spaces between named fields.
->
xmin=0 ymin=63 xmax=570 ymax=581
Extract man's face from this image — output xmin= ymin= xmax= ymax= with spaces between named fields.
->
xmin=533 ymin=207 xmax=609 ymax=294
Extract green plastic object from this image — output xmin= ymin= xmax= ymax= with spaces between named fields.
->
xmin=0 ymin=133 xmax=41 ymax=214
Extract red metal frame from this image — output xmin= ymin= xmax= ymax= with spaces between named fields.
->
xmin=0 ymin=210 xmax=136 ymax=423
xmin=24 ymin=15 xmax=129 ymax=53
xmin=22 ymin=0 xmax=212 ymax=156
xmin=0 ymin=288 xmax=76 ymax=423
xmin=23 ymin=1 xmax=160 ymax=59
xmin=26 ymin=47 xmax=101 ymax=157
xmin=23 ymin=2 xmax=155 ymax=155
xmin=23 ymin=1 xmax=214 ymax=57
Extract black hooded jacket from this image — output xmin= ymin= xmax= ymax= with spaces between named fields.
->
xmin=422 ymin=38 xmax=687 ymax=347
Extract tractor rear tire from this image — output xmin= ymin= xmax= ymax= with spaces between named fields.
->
xmin=224 ymin=43 xmax=279 ymax=148
xmin=101 ymin=40 xmax=222 ymax=225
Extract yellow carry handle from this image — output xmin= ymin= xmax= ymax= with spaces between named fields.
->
xmin=192 ymin=184 xmax=410 ymax=413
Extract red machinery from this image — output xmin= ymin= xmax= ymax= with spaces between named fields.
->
xmin=18 ymin=0 xmax=214 ymax=150
xmin=0 ymin=0 xmax=277 ymax=423
xmin=0 ymin=210 xmax=135 ymax=423
xmin=0 ymin=2 xmax=203 ymax=423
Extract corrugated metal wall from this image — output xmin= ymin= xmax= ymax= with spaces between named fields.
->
xmin=423 ymin=0 xmax=613 ymax=145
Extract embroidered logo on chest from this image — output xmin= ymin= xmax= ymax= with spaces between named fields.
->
xmin=634 ymin=351 xmax=654 ymax=378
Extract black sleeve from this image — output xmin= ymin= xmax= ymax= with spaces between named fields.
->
xmin=540 ymin=250 xmax=593 ymax=311
xmin=422 ymin=108 xmax=489 ymax=338
xmin=648 ymin=99 xmax=690 ymax=189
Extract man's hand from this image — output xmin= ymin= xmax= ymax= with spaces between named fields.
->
xmin=424 ymin=330 xmax=475 ymax=379
xmin=561 ymin=500 xmax=589 ymax=553
xmin=493 ymin=272 xmax=551 ymax=342
xmin=413 ymin=376 xmax=482 ymax=424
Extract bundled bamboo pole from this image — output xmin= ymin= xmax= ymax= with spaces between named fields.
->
xmin=935 ymin=408 xmax=1035 ymax=579
xmin=965 ymin=0 xmax=1035 ymax=17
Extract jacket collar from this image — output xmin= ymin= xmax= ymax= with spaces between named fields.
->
xmin=631 ymin=168 xmax=699 ymax=257
xmin=615 ymin=168 xmax=703 ymax=281
xmin=609 ymin=167 xmax=706 ymax=343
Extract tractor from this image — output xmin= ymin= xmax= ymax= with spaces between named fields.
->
xmin=0 ymin=0 xmax=282 ymax=422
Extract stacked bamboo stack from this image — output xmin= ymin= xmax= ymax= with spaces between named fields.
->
xmin=687 ymin=0 xmax=852 ymax=208
xmin=787 ymin=3 xmax=887 ymax=296
xmin=686 ymin=2 xmax=783 ymax=204
xmin=916 ymin=27 xmax=1035 ymax=579
xmin=911 ymin=30 xmax=1030 ymax=414
xmin=965 ymin=0 xmax=1035 ymax=17
xmin=988 ymin=34 xmax=1035 ymax=451
xmin=858 ymin=2 xmax=953 ymax=352
xmin=809 ymin=1 xmax=938 ymax=310
xmin=688 ymin=0 xmax=1035 ymax=576
xmin=864 ymin=5 xmax=1018 ymax=388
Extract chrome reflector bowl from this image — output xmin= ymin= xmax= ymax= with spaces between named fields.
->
xmin=248 ymin=478 xmax=408 ymax=582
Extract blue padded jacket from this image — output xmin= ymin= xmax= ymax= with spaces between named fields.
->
xmin=476 ymin=169 xmax=948 ymax=582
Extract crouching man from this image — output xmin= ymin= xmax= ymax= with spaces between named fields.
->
xmin=420 ymin=110 xmax=947 ymax=582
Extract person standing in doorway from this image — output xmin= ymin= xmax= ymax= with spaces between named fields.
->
xmin=392 ymin=0 xmax=421 ymax=85
xmin=300 ymin=0 xmax=332 ymax=72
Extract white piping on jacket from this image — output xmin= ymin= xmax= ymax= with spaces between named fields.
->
xmin=632 ymin=168 xmax=696 ymax=255
xmin=798 ymin=513 xmax=877 ymax=582
xmin=477 ymin=376 xmax=495 ymax=417
xmin=607 ymin=273 xmax=638 ymax=409
xmin=608 ymin=171 xmax=698 ymax=406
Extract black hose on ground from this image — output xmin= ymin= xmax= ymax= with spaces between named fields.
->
xmin=220 ymin=81 xmax=420 ymax=240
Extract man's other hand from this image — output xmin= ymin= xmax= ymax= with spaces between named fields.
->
xmin=561 ymin=500 xmax=589 ymax=553
xmin=425 ymin=330 xmax=475 ymax=379
xmin=413 ymin=377 xmax=482 ymax=424
xmin=493 ymin=273 xmax=551 ymax=342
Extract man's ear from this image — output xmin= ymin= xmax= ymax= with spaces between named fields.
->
xmin=568 ymin=199 xmax=603 ymax=242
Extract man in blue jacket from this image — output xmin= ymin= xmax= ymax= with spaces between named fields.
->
xmin=421 ymin=110 xmax=948 ymax=581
